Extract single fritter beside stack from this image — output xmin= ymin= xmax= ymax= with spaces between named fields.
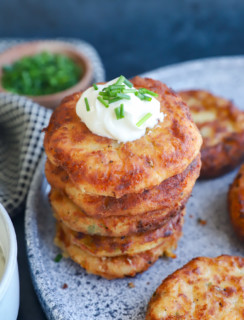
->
xmin=44 ymin=76 xmax=202 ymax=279
xmin=228 ymin=164 xmax=244 ymax=241
xmin=179 ymin=90 xmax=244 ymax=178
xmin=146 ymin=255 xmax=244 ymax=319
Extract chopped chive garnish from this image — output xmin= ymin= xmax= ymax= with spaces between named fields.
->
xmin=98 ymin=93 xmax=111 ymax=100
xmin=108 ymin=85 xmax=125 ymax=90
xmin=114 ymin=104 xmax=124 ymax=120
xmin=139 ymin=88 xmax=158 ymax=97
xmin=123 ymin=78 xmax=133 ymax=88
xmin=98 ymin=91 xmax=110 ymax=97
xmin=54 ymin=253 xmax=63 ymax=262
xmin=94 ymin=77 xmax=158 ymax=124
xmin=117 ymin=93 xmax=131 ymax=100
xmin=109 ymin=97 xmax=123 ymax=104
xmin=134 ymin=91 xmax=151 ymax=101
xmin=120 ymin=104 xmax=124 ymax=118
xmin=135 ymin=91 xmax=145 ymax=100
xmin=141 ymin=95 xmax=152 ymax=101
xmin=97 ymin=96 xmax=109 ymax=108
xmin=115 ymin=75 xmax=125 ymax=85
xmin=136 ymin=113 xmax=152 ymax=127
xmin=84 ymin=97 xmax=90 ymax=111
xmin=93 ymin=83 xmax=98 ymax=90
xmin=103 ymin=97 xmax=111 ymax=101
xmin=114 ymin=107 xmax=121 ymax=119
xmin=109 ymin=89 xmax=122 ymax=96
xmin=123 ymin=89 xmax=137 ymax=93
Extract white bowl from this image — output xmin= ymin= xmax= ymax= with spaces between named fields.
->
xmin=0 ymin=204 xmax=19 ymax=320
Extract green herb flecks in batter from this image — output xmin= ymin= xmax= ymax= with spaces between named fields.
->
xmin=54 ymin=253 xmax=63 ymax=263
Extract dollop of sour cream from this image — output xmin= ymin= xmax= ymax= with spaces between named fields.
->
xmin=76 ymin=77 xmax=165 ymax=143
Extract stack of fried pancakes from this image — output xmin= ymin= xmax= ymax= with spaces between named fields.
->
xmin=44 ymin=77 xmax=202 ymax=279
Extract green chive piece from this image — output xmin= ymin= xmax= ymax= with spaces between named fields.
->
xmin=54 ymin=253 xmax=63 ymax=263
xmin=135 ymin=91 xmax=152 ymax=101
xmin=108 ymin=85 xmax=125 ymax=90
xmin=115 ymin=75 xmax=125 ymax=85
xmin=114 ymin=104 xmax=125 ymax=120
xmin=97 ymin=96 xmax=109 ymax=108
xmin=84 ymin=97 xmax=90 ymax=111
xmin=123 ymin=89 xmax=137 ymax=93
xmin=123 ymin=78 xmax=133 ymax=88
xmin=98 ymin=93 xmax=111 ymax=100
xmin=115 ymin=107 xmax=121 ymax=119
xmin=98 ymin=91 xmax=109 ymax=97
xmin=93 ymin=83 xmax=98 ymax=90
xmin=135 ymin=91 xmax=145 ymax=100
xmin=142 ymin=95 xmax=152 ymax=101
xmin=103 ymin=97 xmax=112 ymax=102
xmin=136 ymin=113 xmax=152 ymax=127
xmin=109 ymin=89 xmax=122 ymax=96
xmin=117 ymin=93 xmax=131 ymax=100
xmin=109 ymin=97 xmax=123 ymax=104
xmin=139 ymin=88 xmax=158 ymax=97
xmin=120 ymin=104 xmax=124 ymax=118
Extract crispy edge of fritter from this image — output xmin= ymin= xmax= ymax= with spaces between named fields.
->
xmin=45 ymin=154 xmax=201 ymax=217
xmin=146 ymin=255 xmax=244 ymax=320
xmin=179 ymin=89 xmax=244 ymax=179
xmin=228 ymin=164 xmax=244 ymax=240
xmin=200 ymin=137 xmax=244 ymax=178
xmin=44 ymin=77 xmax=202 ymax=198
xmin=50 ymin=187 xmax=188 ymax=237
xmin=54 ymin=223 xmax=182 ymax=279
xmin=56 ymin=211 xmax=184 ymax=257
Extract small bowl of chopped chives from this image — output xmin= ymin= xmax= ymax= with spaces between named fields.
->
xmin=0 ymin=41 xmax=93 ymax=109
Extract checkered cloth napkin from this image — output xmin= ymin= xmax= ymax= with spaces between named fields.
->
xmin=0 ymin=93 xmax=52 ymax=216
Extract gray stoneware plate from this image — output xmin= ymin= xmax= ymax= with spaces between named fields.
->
xmin=25 ymin=56 xmax=244 ymax=320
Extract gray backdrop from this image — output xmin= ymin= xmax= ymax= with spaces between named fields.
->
xmin=1 ymin=0 xmax=244 ymax=79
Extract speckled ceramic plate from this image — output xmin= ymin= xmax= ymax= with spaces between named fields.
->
xmin=25 ymin=56 xmax=244 ymax=320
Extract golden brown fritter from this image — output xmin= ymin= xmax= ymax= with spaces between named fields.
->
xmin=55 ymin=222 xmax=182 ymax=279
xmin=228 ymin=164 xmax=244 ymax=240
xmin=50 ymin=188 xmax=187 ymax=237
xmin=56 ymin=211 xmax=184 ymax=257
xmin=146 ymin=255 xmax=244 ymax=320
xmin=44 ymin=77 xmax=202 ymax=198
xmin=179 ymin=90 xmax=244 ymax=178
xmin=46 ymin=154 xmax=201 ymax=217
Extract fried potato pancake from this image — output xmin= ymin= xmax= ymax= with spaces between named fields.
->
xmin=179 ymin=90 xmax=244 ymax=178
xmin=46 ymin=155 xmax=200 ymax=217
xmin=146 ymin=255 xmax=244 ymax=320
xmin=55 ymin=211 xmax=184 ymax=257
xmin=50 ymin=188 xmax=187 ymax=237
xmin=44 ymin=77 xmax=202 ymax=198
xmin=55 ymin=223 xmax=182 ymax=279
xmin=228 ymin=164 xmax=244 ymax=240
